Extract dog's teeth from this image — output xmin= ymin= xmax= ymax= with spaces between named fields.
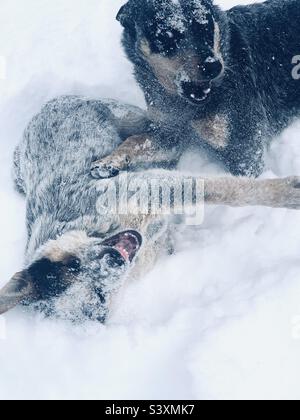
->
xmin=191 ymin=94 xmax=201 ymax=101
xmin=190 ymin=93 xmax=204 ymax=102
xmin=204 ymin=88 xmax=211 ymax=94
xmin=122 ymin=249 xmax=129 ymax=259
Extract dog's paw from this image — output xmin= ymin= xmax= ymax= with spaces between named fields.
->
xmin=91 ymin=161 xmax=120 ymax=179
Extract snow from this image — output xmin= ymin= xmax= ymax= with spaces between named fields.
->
xmin=0 ymin=0 xmax=300 ymax=400
xmin=155 ymin=0 xmax=186 ymax=35
xmin=192 ymin=0 xmax=210 ymax=25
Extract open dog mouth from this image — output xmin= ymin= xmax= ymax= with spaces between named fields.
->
xmin=101 ymin=230 xmax=142 ymax=263
xmin=181 ymin=81 xmax=212 ymax=104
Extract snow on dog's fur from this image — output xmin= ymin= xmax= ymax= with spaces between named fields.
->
xmin=1 ymin=96 xmax=300 ymax=322
xmin=92 ymin=0 xmax=300 ymax=179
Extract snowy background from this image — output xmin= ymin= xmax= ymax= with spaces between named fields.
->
xmin=0 ymin=0 xmax=300 ymax=400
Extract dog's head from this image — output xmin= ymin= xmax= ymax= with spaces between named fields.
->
xmin=117 ymin=0 xmax=227 ymax=105
xmin=0 ymin=230 xmax=142 ymax=322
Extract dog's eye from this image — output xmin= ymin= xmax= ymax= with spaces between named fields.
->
xmin=155 ymin=34 xmax=183 ymax=55
xmin=148 ymin=27 xmax=184 ymax=56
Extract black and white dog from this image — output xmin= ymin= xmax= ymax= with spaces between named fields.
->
xmin=0 ymin=96 xmax=300 ymax=322
xmin=91 ymin=0 xmax=300 ymax=179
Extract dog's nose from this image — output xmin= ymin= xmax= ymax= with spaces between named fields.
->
xmin=200 ymin=59 xmax=223 ymax=80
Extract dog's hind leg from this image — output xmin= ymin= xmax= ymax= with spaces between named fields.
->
xmin=113 ymin=174 xmax=300 ymax=284
xmin=204 ymin=176 xmax=300 ymax=209
xmin=121 ymin=171 xmax=300 ymax=210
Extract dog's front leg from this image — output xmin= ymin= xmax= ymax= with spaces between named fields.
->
xmin=91 ymin=134 xmax=180 ymax=179
xmin=204 ymin=176 xmax=300 ymax=209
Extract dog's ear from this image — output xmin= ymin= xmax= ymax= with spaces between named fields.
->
xmin=116 ymin=1 xmax=136 ymax=33
xmin=0 ymin=270 xmax=33 ymax=315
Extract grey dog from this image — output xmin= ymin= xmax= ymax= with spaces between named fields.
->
xmin=0 ymin=96 xmax=299 ymax=322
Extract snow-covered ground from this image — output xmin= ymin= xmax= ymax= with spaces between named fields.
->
xmin=0 ymin=0 xmax=300 ymax=400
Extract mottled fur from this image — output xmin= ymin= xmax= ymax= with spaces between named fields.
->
xmin=1 ymin=96 xmax=300 ymax=322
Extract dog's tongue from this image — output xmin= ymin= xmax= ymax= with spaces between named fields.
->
xmin=113 ymin=237 xmax=137 ymax=262
xmin=101 ymin=231 xmax=142 ymax=263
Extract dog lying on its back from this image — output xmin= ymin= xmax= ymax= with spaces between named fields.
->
xmin=0 ymin=96 xmax=300 ymax=322
xmin=91 ymin=0 xmax=300 ymax=180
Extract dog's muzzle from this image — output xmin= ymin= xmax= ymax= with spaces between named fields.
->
xmin=180 ymin=81 xmax=212 ymax=103
xmin=179 ymin=59 xmax=223 ymax=104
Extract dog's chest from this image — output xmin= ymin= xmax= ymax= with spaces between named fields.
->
xmin=191 ymin=114 xmax=230 ymax=150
